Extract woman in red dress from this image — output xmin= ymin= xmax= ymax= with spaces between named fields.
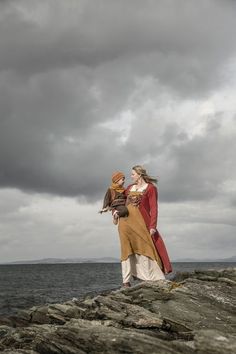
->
xmin=118 ymin=165 xmax=172 ymax=287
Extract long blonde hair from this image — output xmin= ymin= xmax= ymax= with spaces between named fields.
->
xmin=132 ymin=165 xmax=158 ymax=184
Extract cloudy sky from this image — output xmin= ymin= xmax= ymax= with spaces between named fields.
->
xmin=0 ymin=0 xmax=236 ymax=263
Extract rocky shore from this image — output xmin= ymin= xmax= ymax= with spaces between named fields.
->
xmin=0 ymin=268 xmax=235 ymax=353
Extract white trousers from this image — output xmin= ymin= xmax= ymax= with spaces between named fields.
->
xmin=121 ymin=254 xmax=165 ymax=283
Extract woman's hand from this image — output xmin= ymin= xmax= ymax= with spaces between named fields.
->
xmin=150 ymin=228 xmax=156 ymax=236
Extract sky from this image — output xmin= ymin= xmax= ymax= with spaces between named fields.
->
xmin=0 ymin=0 xmax=236 ymax=262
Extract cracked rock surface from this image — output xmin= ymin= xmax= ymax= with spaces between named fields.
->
xmin=0 ymin=268 xmax=235 ymax=353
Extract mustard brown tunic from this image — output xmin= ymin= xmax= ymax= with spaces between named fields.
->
xmin=118 ymin=195 xmax=162 ymax=267
xmin=118 ymin=183 xmax=172 ymax=282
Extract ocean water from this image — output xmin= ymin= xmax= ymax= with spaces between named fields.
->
xmin=0 ymin=262 xmax=235 ymax=316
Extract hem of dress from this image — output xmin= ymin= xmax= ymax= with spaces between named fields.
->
xmin=121 ymin=252 xmax=164 ymax=272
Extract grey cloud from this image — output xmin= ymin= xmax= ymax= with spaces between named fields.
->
xmin=0 ymin=189 xmax=30 ymax=216
xmin=168 ymin=222 xmax=236 ymax=259
xmin=0 ymin=0 xmax=236 ymax=203
xmin=156 ymin=117 xmax=236 ymax=202
xmin=124 ymin=112 xmax=236 ymax=203
xmin=0 ymin=237 xmax=11 ymax=248
xmin=230 ymin=198 xmax=236 ymax=208
xmin=1 ymin=1 xmax=236 ymax=91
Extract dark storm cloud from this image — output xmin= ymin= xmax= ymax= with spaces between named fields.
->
xmin=157 ymin=117 xmax=235 ymax=202
xmin=0 ymin=0 xmax=236 ymax=201
xmin=124 ymin=110 xmax=236 ymax=203
xmin=1 ymin=0 xmax=236 ymax=89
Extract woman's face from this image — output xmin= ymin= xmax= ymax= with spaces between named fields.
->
xmin=131 ymin=169 xmax=140 ymax=183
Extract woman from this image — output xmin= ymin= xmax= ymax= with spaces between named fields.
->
xmin=118 ymin=165 xmax=172 ymax=287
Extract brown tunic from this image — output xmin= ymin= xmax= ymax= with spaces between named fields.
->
xmin=118 ymin=197 xmax=162 ymax=269
xmin=102 ymin=188 xmax=126 ymax=209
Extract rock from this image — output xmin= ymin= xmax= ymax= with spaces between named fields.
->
xmin=194 ymin=329 xmax=236 ymax=354
xmin=0 ymin=268 xmax=235 ymax=353
xmin=1 ymin=351 xmax=38 ymax=354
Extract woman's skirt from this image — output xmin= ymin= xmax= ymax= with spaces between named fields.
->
xmin=118 ymin=204 xmax=165 ymax=282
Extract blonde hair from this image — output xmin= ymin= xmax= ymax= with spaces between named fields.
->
xmin=132 ymin=165 xmax=158 ymax=184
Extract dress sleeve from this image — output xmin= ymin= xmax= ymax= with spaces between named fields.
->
xmin=102 ymin=188 xmax=112 ymax=209
xmin=148 ymin=185 xmax=158 ymax=230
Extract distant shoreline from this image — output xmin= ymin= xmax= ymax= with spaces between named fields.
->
xmin=0 ymin=255 xmax=235 ymax=265
xmin=1 ymin=260 xmax=236 ymax=265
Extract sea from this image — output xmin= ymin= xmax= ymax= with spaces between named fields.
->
xmin=0 ymin=262 xmax=235 ymax=316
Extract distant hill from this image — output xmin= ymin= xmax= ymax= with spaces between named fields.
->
xmin=1 ymin=255 xmax=236 ymax=265
xmin=173 ymin=256 xmax=236 ymax=262
xmin=1 ymin=257 xmax=120 ymax=265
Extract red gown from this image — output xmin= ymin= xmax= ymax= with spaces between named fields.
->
xmin=126 ymin=183 xmax=172 ymax=274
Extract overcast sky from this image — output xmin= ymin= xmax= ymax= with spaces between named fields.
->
xmin=0 ymin=0 xmax=236 ymax=263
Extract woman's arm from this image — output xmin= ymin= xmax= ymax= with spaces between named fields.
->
xmin=148 ymin=184 xmax=158 ymax=232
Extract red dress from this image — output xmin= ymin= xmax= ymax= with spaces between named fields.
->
xmin=126 ymin=183 xmax=172 ymax=274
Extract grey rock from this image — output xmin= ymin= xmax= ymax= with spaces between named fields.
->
xmin=194 ymin=329 xmax=236 ymax=354
xmin=0 ymin=268 xmax=235 ymax=353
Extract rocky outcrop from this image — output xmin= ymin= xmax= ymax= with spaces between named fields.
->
xmin=0 ymin=268 xmax=235 ymax=353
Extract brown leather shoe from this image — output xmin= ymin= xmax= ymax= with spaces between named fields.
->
xmin=122 ymin=282 xmax=131 ymax=288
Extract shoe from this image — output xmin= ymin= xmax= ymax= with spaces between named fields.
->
xmin=122 ymin=282 xmax=131 ymax=288
xmin=113 ymin=217 xmax=118 ymax=225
